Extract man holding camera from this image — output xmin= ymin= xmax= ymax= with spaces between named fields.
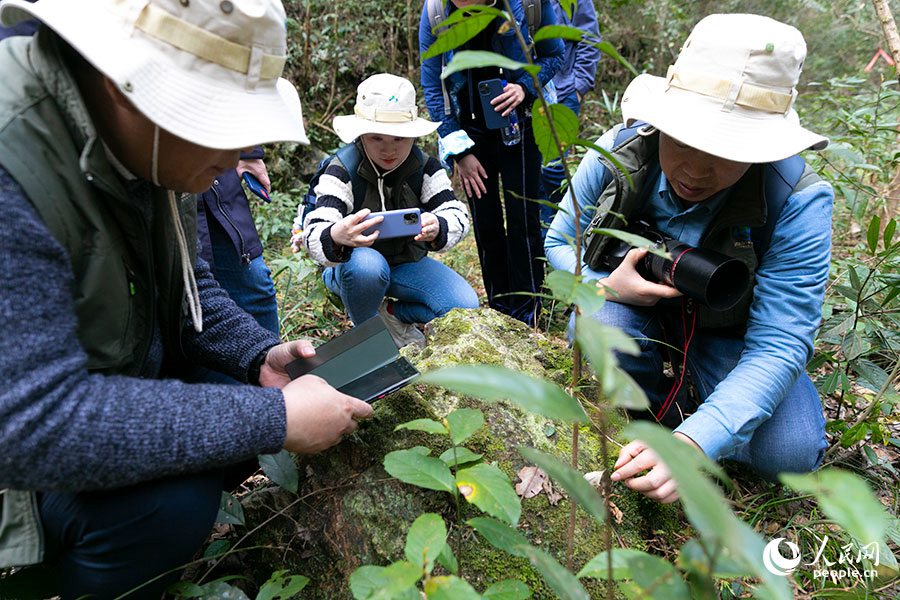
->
xmin=545 ymin=14 xmax=833 ymax=504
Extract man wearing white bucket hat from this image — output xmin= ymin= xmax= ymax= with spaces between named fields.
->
xmin=0 ymin=0 xmax=372 ymax=594
xmin=546 ymin=14 xmax=832 ymax=503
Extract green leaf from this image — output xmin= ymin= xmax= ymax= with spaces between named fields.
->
xmin=439 ymin=447 xmax=484 ymax=467
xmin=532 ymin=101 xmax=580 ymax=163
xmin=676 ymin=539 xmax=751 ymax=579
xmin=867 ymin=215 xmax=881 ymax=254
xmin=436 ymin=542 xmax=459 ymax=575
xmin=848 ymin=266 xmax=862 ymax=291
xmin=258 ymin=450 xmax=299 ymax=493
xmin=445 ymin=408 xmax=484 ymax=445
xmin=555 ymin=0 xmax=576 ymax=20
xmin=575 ymin=316 xmax=648 ymax=410
xmin=384 ymin=449 xmax=455 ymax=493
xmin=517 ymin=447 xmax=605 ymax=524
xmin=404 ymin=513 xmax=447 ymax=573
xmin=456 ymin=463 xmax=521 ymax=526
xmin=544 ymin=269 xmax=606 ymax=316
xmin=883 ymin=218 xmax=896 ymax=249
xmin=841 ymin=331 xmax=864 ymax=360
xmin=349 ymin=562 xmax=421 ymax=600
xmin=256 ymin=570 xmax=309 ymax=600
xmin=395 ymin=418 xmax=449 ymax=436
xmin=203 ymin=539 xmax=231 ymax=559
xmin=532 ymin=24 xmax=584 ymax=43
xmin=422 ymin=6 xmax=508 ymax=59
xmin=441 ymin=50 xmax=540 ymax=80
xmin=518 ymin=545 xmax=590 ymax=600
xmin=839 ymin=422 xmax=868 ymax=447
xmin=423 ymin=575 xmax=481 ymax=599
xmin=781 ymin=469 xmax=889 ymax=548
xmin=622 ymin=423 xmax=791 ymax=600
xmin=217 ymin=491 xmax=245 ymax=526
xmin=467 ymin=517 xmax=530 ymax=557
xmin=482 ymin=579 xmax=532 ymax=599
xmin=421 ymin=365 xmax=588 ymax=423
xmin=578 ymin=547 xmax=644 ymax=579
xmin=579 ymin=549 xmax=690 ymax=599
xmin=169 ymin=581 xmax=205 ymax=598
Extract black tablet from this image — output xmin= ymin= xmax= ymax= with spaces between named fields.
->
xmin=285 ymin=316 xmax=420 ymax=402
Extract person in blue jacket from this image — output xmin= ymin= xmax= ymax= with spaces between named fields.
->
xmin=539 ymin=0 xmax=601 ymax=236
xmin=420 ymin=0 xmax=564 ymax=327
xmin=545 ymin=14 xmax=832 ymax=504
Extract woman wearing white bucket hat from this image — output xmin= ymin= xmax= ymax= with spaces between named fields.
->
xmin=546 ymin=14 xmax=833 ymax=503
xmin=295 ymin=74 xmax=478 ymax=349
xmin=0 ymin=0 xmax=372 ymax=594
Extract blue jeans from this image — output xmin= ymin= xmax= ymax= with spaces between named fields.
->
xmin=38 ymin=471 xmax=224 ymax=599
xmin=576 ymin=301 xmax=827 ymax=480
xmin=540 ymin=93 xmax=582 ymax=239
xmin=323 ymin=247 xmax=479 ymax=325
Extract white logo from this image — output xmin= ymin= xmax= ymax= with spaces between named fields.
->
xmin=763 ymin=538 xmax=802 ymax=576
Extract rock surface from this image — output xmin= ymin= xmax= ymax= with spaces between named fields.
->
xmin=229 ymin=308 xmax=679 ymax=598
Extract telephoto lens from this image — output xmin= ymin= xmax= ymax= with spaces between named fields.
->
xmin=643 ymin=240 xmax=750 ymax=311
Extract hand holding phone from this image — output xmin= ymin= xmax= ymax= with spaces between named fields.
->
xmin=477 ymin=78 xmax=511 ymax=130
xmin=361 ymin=208 xmax=422 ymax=239
xmin=242 ymin=171 xmax=270 ymax=202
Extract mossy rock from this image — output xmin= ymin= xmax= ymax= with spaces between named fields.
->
xmin=233 ymin=308 xmax=681 ymax=598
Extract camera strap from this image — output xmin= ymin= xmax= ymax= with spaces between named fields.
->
xmin=656 ymin=298 xmax=698 ymax=422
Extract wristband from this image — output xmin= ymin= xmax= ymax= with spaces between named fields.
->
xmin=247 ymin=347 xmax=271 ymax=386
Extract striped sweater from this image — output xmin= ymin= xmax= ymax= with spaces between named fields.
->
xmin=295 ymin=145 xmax=469 ymax=267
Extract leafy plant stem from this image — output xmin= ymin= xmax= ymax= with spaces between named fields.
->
xmin=825 ymin=356 xmax=900 ymax=461
xmin=452 ymin=446 xmax=464 ymax=577
xmin=598 ymin=411 xmax=615 ymax=599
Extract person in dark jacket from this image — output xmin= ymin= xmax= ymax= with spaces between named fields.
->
xmin=539 ymin=0 xmax=601 ymax=236
xmin=0 ymin=0 xmax=372 ymax=595
xmin=419 ymin=0 xmax=564 ymax=327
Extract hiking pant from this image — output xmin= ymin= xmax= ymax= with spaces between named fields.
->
xmin=323 ymin=247 xmax=479 ymax=325
xmin=463 ymin=119 xmax=545 ymax=326
xmin=573 ymin=301 xmax=827 ymax=480
xmin=38 ymin=470 xmax=226 ymax=599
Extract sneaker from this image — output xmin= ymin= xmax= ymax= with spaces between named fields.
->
xmin=377 ymin=300 xmax=426 ymax=349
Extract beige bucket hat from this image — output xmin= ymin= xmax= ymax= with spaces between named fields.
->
xmin=0 ymin=0 xmax=309 ymax=150
xmin=333 ymin=73 xmax=440 ymax=144
xmin=620 ymin=13 xmax=828 ymax=164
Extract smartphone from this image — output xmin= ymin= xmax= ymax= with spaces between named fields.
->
xmin=361 ymin=208 xmax=422 ymax=239
xmin=241 ymin=172 xmax=270 ymax=202
xmin=478 ymin=78 xmax=510 ymax=130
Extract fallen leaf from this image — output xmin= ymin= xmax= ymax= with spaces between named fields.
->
xmin=609 ymin=501 xmax=624 ymax=524
xmin=516 ymin=466 xmax=547 ymax=499
xmin=543 ymin=478 xmax=563 ymax=506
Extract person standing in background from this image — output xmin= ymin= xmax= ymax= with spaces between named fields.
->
xmin=539 ymin=0 xmax=601 ymax=238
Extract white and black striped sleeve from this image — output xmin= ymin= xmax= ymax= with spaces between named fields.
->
xmin=302 ymin=159 xmax=355 ymax=266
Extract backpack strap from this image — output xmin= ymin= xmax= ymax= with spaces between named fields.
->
xmin=523 ymin=0 xmax=541 ymax=37
xmin=335 ymin=143 xmax=367 ymax=208
xmin=753 ymin=155 xmax=817 ymax=259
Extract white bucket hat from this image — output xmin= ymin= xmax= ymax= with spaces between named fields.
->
xmin=620 ymin=13 xmax=828 ymax=164
xmin=0 ymin=0 xmax=309 ymax=150
xmin=333 ymin=73 xmax=440 ymax=144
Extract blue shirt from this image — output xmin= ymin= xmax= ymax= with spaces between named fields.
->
xmin=545 ymin=126 xmax=833 ymax=462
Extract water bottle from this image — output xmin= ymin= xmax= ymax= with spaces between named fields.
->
xmin=500 ymin=79 xmax=521 ymax=146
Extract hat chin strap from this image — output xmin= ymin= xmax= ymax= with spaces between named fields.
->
xmin=151 ymin=125 xmax=204 ymax=333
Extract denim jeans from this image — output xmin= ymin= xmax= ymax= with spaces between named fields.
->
xmin=38 ymin=471 xmax=224 ymax=599
xmin=540 ymin=93 xmax=582 ymax=239
xmin=323 ymin=247 xmax=479 ymax=325
xmin=576 ymin=300 xmax=827 ymax=480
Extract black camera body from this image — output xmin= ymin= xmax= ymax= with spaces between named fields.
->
xmin=597 ymin=222 xmax=751 ymax=311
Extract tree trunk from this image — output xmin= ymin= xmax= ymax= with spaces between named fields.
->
xmin=872 ymin=0 xmax=900 ymax=83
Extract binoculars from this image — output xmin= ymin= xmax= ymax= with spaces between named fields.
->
xmin=597 ymin=222 xmax=751 ymax=311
